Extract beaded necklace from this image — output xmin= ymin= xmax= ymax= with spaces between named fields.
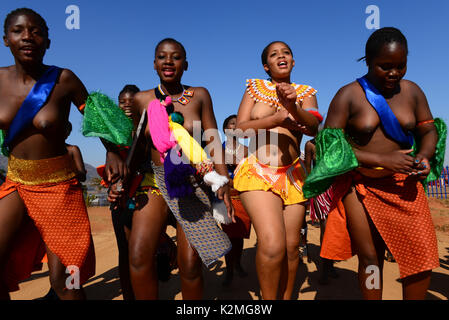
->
xmin=246 ymin=79 xmax=317 ymax=111
xmin=157 ymin=84 xmax=194 ymax=105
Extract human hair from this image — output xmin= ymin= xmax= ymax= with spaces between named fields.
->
xmin=358 ymin=27 xmax=408 ymax=64
xmin=223 ymin=114 xmax=237 ymax=132
xmin=261 ymin=41 xmax=293 ymax=77
xmin=119 ymin=84 xmax=140 ymax=97
xmin=154 ymin=38 xmax=187 ymax=59
xmin=4 ymin=8 xmax=48 ymax=37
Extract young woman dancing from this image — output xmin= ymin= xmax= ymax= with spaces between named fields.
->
xmin=234 ymin=41 xmax=322 ymax=299
xmin=0 ymin=8 xmax=125 ymax=299
xmin=304 ymin=27 xmax=446 ymax=300
xmin=130 ymin=38 xmax=232 ymax=299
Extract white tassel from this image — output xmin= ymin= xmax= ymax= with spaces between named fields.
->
xmin=203 ymin=170 xmax=229 ymax=192
xmin=212 ymin=200 xmax=232 ymax=225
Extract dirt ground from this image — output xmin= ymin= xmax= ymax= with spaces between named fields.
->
xmin=10 ymin=197 xmax=449 ymax=300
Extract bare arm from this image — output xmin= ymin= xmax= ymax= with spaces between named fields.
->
xmin=304 ymin=141 xmax=314 ymax=174
xmin=62 ymin=69 xmax=88 ymax=113
xmin=199 ymin=88 xmax=228 ymax=177
xmin=412 ymin=82 xmax=437 ymax=160
xmin=63 ymin=69 xmax=128 ymax=183
xmin=276 ymin=83 xmax=319 ymax=135
xmin=236 ymin=90 xmax=304 ymax=137
xmin=67 ymin=144 xmax=87 ymax=182
xmin=410 ymin=81 xmax=438 ymax=177
xmin=199 ymin=87 xmax=234 ymax=220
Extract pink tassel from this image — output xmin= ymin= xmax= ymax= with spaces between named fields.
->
xmin=147 ymin=97 xmax=176 ymax=162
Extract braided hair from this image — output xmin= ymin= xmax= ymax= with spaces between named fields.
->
xmin=359 ymin=27 xmax=408 ymax=64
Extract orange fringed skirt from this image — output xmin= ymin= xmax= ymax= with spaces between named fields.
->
xmin=1 ymin=154 xmax=95 ymax=292
xmin=321 ymin=172 xmax=439 ymax=279
xmin=233 ymin=155 xmax=307 ymax=205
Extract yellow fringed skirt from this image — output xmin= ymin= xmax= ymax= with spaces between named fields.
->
xmin=233 ymin=155 xmax=307 ymax=205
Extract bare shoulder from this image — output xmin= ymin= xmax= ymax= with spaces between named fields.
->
xmin=400 ymin=79 xmax=426 ymax=98
xmin=0 ymin=66 xmax=12 ymax=75
xmin=191 ymin=86 xmax=210 ymax=98
xmin=191 ymin=86 xmax=209 ymax=93
xmin=66 ymin=144 xmax=80 ymax=152
xmin=401 ymin=79 xmax=421 ymax=89
xmin=59 ymin=68 xmax=79 ymax=83
xmin=0 ymin=66 xmax=14 ymax=81
xmin=58 ymin=68 xmax=85 ymax=92
xmin=133 ymin=89 xmax=156 ymax=112
xmin=338 ymin=81 xmax=362 ymax=99
xmin=329 ymin=80 xmax=361 ymax=109
xmin=188 ymin=86 xmax=212 ymax=106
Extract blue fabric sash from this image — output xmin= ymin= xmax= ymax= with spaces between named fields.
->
xmin=357 ymin=76 xmax=414 ymax=148
xmin=3 ymin=65 xmax=61 ymax=149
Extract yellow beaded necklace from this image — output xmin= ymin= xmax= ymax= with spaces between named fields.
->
xmin=246 ymin=79 xmax=317 ymax=111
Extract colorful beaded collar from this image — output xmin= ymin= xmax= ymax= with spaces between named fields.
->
xmin=157 ymin=84 xmax=194 ymax=105
xmin=246 ymin=79 xmax=317 ymax=111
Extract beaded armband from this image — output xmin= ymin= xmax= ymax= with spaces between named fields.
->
xmin=304 ymin=108 xmax=324 ymax=123
xmin=195 ymin=158 xmax=214 ymax=176
xmin=416 ymin=119 xmax=435 ymax=127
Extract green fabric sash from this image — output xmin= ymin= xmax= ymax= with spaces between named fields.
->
xmin=303 ymin=128 xmax=359 ymax=199
xmin=411 ymin=118 xmax=447 ymax=184
xmin=303 ymin=119 xmax=447 ymax=199
xmin=82 ymin=92 xmax=133 ymax=146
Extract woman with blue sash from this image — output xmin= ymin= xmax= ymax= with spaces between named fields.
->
xmin=303 ymin=27 xmax=446 ymax=300
xmin=0 ymin=8 xmax=127 ymax=300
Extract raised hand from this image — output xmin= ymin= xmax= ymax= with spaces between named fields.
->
xmin=276 ymin=82 xmax=297 ymax=113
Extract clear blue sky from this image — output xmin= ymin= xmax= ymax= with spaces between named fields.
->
xmin=1 ymin=0 xmax=448 ymax=167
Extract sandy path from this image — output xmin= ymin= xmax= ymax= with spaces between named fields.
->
xmin=10 ymin=200 xmax=449 ymax=300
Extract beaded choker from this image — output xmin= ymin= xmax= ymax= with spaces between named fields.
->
xmin=157 ymin=84 xmax=194 ymax=105
xmin=246 ymin=79 xmax=317 ymax=111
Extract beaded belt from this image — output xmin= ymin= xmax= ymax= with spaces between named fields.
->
xmin=7 ymin=153 xmax=76 ymax=185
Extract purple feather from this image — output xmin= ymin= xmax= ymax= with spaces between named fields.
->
xmin=164 ymin=148 xmax=196 ymax=198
